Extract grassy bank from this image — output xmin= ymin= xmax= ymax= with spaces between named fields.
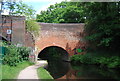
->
xmin=2 ymin=61 xmax=32 ymax=79
xmin=37 ymin=67 xmax=54 ymax=81
xmin=70 ymin=51 xmax=120 ymax=69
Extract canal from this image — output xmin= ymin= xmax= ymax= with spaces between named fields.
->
xmin=38 ymin=46 xmax=120 ymax=81
xmin=45 ymin=60 xmax=120 ymax=81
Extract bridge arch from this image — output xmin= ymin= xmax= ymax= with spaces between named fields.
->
xmin=33 ymin=23 xmax=87 ymax=62
xmin=38 ymin=46 xmax=69 ymax=61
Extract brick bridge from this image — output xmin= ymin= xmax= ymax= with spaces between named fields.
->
xmin=35 ymin=23 xmax=86 ymax=58
xmin=0 ymin=15 xmax=87 ymax=61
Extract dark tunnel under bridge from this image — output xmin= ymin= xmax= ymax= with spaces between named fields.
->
xmin=38 ymin=46 xmax=69 ymax=62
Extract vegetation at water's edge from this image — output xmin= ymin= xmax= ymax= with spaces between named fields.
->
xmin=71 ymin=64 xmax=120 ymax=80
xmin=70 ymin=52 xmax=120 ymax=69
xmin=1 ymin=61 xmax=33 ymax=79
xmin=37 ymin=67 xmax=54 ymax=81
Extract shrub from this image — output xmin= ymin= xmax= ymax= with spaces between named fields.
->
xmin=70 ymin=53 xmax=120 ymax=68
xmin=3 ymin=45 xmax=20 ymax=66
xmin=2 ymin=43 xmax=31 ymax=66
xmin=106 ymin=56 xmax=120 ymax=68
xmin=17 ymin=47 xmax=30 ymax=61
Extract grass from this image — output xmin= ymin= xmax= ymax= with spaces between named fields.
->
xmin=0 ymin=63 xmax=2 ymax=81
xmin=37 ymin=67 xmax=54 ymax=81
xmin=1 ymin=61 xmax=32 ymax=79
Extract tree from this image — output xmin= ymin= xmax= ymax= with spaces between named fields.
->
xmin=36 ymin=2 xmax=85 ymax=23
xmin=0 ymin=0 xmax=21 ymax=15
xmin=26 ymin=20 xmax=40 ymax=37
xmin=84 ymin=2 xmax=120 ymax=51
xmin=0 ymin=0 xmax=36 ymax=19
xmin=11 ymin=2 xmax=36 ymax=19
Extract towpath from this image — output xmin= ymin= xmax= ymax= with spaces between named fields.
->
xmin=17 ymin=60 xmax=48 ymax=80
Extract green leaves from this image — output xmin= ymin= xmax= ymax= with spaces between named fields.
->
xmin=2 ymin=43 xmax=30 ymax=66
xmin=36 ymin=2 xmax=85 ymax=23
xmin=85 ymin=2 xmax=120 ymax=50
xmin=98 ymin=37 xmax=113 ymax=46
xmin=70 ymin=54 xmax=120 ymax=68
xmin=26 ymin=20 xmax=40 ymax=37
xmin=76 ymin=48 xmax=82 ymax=53
xmin=11 ymin=2 xmax=36 ymax=20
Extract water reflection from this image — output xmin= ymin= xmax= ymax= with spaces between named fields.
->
xmin=38 ymin=46 xmax=120 ymax=81
xmin=70 ymin=64 xmax=120 ymax=80
xmin=46 ymin=61 xmax=120 ymax=81
xmin=46 ymin=60 xmax=70 ymax=79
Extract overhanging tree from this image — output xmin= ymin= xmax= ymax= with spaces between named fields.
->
xmin=84 ymin=2 xmax=120 ymax=51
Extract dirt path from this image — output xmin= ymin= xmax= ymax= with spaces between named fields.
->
xmin=17 ymin=60 xmax=48 ymax=79
xmin=17 ymin=65 xmax=39 ymax=79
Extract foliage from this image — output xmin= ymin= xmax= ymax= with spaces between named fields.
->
xmin=11 ymin=2 xmax=36 ymax=19
xmin=70 ymin=54 xmax=120 ymax=68
xmin=84 ymin=2 xmax=120 ymax=51
xmin=1 ymin=0 xmax=36 ymax=19
xmin=36 ymin=2 xmax=85 ymax=23
xmin=0 ymin=0 xmax=19 ymax=15
xmin=76 ymin=48 xmax=83 ymax=53
xmin=71 ymin=64 xmax=120 ymax=80
xmin=2 ymin=61 xmax=32 ymax=79
xmin=2 ymin=42 xmax=30 ymax=66
xmin=3 ymin=45 xmax=20 ymax=66
xmin=37 ymin=2 xmax=120 ymax=52
xmin=17 ymin=46 xmax=30 ymax=61
xmin=26 ymin=20 xmax=40 ymax=37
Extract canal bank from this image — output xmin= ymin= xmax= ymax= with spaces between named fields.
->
xmin=17 ymin=60 xmax=53 ymax=80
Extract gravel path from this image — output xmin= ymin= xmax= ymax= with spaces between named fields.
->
xmin=17 ymin=60 xmax=48 ymax=80
xmin=17 ymin=65 xmax=39 ymax=79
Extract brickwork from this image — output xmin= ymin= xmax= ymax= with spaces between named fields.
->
xmin=0 ymin=15 xmax=87 ymax=57
xmin=0 ymin=15 xmax=26 ymax=46
xmin=25 ymin=31 xmax=35 ymax=49
xmin=35 ymin=23 xmax=86 ymax=56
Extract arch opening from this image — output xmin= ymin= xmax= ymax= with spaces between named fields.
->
xmin=38 ymin=46 xmax=69 ymax=61
xmin=38 ymin=46 xmax=70 ymax=79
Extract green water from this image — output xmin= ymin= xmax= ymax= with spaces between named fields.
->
xmin=38 ymin=46 xmax=120 ymax=81
xmin=46 ymin=60 xmax=120 ymax=81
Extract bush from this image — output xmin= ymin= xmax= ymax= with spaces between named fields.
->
xmin=17 ymin=47 xmax=30 ymax=61
xmin=2 ymin=43 xmax=30 ymax=66
xmin=3 ymin=45 xmax=20 ymax=66
xmin=106 ymin=56 xmax=120 ymax=68
xmin=70 ymin=54 xmax=120 ymax=68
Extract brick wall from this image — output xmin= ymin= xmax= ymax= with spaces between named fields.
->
xmin=0 ymin=15 xmax=26 ymax=46
xmin=0 ymin=16 xmax=87 ymax=56
xmin=35 ymin=23 xmax=86 ymax=56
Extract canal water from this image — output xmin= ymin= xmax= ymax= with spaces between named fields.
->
xmin=38 ymin=46 xmax=120 ymax=81
xmin=45 ymin=60 xmax=120 ymax=81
